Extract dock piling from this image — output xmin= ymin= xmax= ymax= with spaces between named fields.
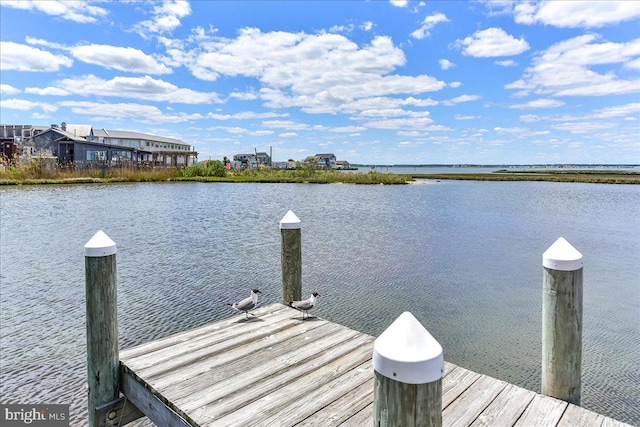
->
xmin=373 ymin=312 xmax=444 ymax=427
xmin=542 ymin=237 xmax=583 ymax=405
xmin=280 ymin=210 xmax=302 ymax=304
xmin=84 ymin=230 xmax=119 ymax=427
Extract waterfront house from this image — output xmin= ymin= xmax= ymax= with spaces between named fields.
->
xmin=1 ymin=122 xmax=197 ymax=168
xmin=335 ymin=160 xmax=352 ymax=170
xmin=315 ymin=153 xmax=337 ymax=169
xmin=233 ymin=152 xmax=272 ymax=168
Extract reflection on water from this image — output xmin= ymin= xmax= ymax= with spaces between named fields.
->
xmin=1 ymin=181 xmax=638 ymax=425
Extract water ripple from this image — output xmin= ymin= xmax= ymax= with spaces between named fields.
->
xmin=1 ymin=181 xmax=638 ymax=425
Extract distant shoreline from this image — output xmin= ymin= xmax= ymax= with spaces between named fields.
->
xmin=408 ymin=170 xmax=640 ymax=184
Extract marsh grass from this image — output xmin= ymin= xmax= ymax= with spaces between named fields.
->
xmin=2 ymin=162 xmax=636 ymax=185
xmin=0 ymin=163 xmax=410 ymax=185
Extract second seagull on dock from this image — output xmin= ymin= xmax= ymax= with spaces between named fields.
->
xmin=289 ymin=292 xmax=320 ymax=319
xmin=227 ymin=288 xmax=261 ymax=319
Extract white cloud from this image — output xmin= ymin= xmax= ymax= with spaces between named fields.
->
xmin=625 ymin=58 xmax=640 ymax=70
xmin=133 ymin=0 xmax=191 ymax=36
xmin=251 ymin=130 xmax=274 ymax=136
xmin=519 ymin=114 xmax=540 ymax=123
xmin=439 ymin=59 xmax=455 ymax=70
xmin=552 ymin=121 xmax=617 ymax=134
xmin=410 ymin=13 xmax=449 ymax=40
xmin=0 ymin=41 xmax=72 ymax=71
xmin=24 ymin=37 xmax=67 ymax=50
xmin=69 ymin=44 xmax=172 ymax=74
xmin=506 ymin=34 xmax=640 ymax=97
xmin=0 ymin=98 xmax=57 ymax=112
xmin=590 ymin=103 xmax=640 ymax=119
xmin=25 ymin=87 xmax=70 ymax=96
xmin=457 ymin=27 xmax=530 ymax=57
xmin=330 ymin=24 xmax=355 ymax=34
xmin=330 ymin=126 xmax=368 ymax=133
xmin=389 ymin=0 xmax=408 ymax=7
xmin=554 ymin=103 xmax=640 ymax=121
xmin=58 ymin=101 xmax=203 ymax=123
xmin=279 ymin=132 xmax=298 ymax=137
xmin=207 ymin=111 xmax=287 ymax=120
xmin=454 ymin=114 xmax=479 ymax=120
xmin=262 ymin=120 xmax=311 ymax=131
xmin=442 ymin=94 xmax=481 ymax=106
xmin=0 ymin=84 xmax=21 ymax=95
xmin=229 ymin=91 xmax=259 ymax=101
xmin=192 ymin=29 xmax=444 ymax=114
xmin=1 ymin=0 xmax=108 ymax=23
xmin=510 ymin=98 xmax=566 ymax=109
xmin=362 ymin=21 xmax=373 ymax=31
xmin=366 ymin=116 xmax=435 ymax=130
xmin=40 ymin=75 xmax=221 ymax=104
xmin=514 ymin=1 xmax=640 ymax=28
xmin=449 ymin=81 xmax=462 ymax=88
xmin=495 ymin=60 xmax=517 ymax=67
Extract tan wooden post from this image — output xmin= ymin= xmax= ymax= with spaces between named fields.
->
xmin=542 ymin=237 xmax=583 ymax=405
xmin=84 ymin=231 xmax=119 ymax=427
xmin=373 ymin=312 xmax=444 ymax=426
xmin=280 ymin=210 xmax=302 ymax=304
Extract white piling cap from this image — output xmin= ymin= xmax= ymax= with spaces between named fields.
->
xmin=543 ymin=237 xmax=582 ymax=271
xmin=373 ymin=312 xmax=444 ymax=384
xmin=279 ymin=210 xmax=301 ymax=229
xmin=84 ymin=230 xmax=117 ymax=257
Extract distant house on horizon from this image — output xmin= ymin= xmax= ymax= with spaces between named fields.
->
xmin=233 ymin=152 xmax=271 ymax=168
xmin=315 ymin=153 xmax=337 ymax=169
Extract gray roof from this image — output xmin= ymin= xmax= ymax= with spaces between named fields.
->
xmin=44 ymin=127 xmax=87 ymax=142
xmin=93 ymin=129 xmax=188 ymax=145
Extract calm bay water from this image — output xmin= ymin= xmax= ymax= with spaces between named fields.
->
xmin=1 ymin=180 xmax=639 ymax=425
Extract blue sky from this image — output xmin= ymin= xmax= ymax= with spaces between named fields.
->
xmin=1 ymin=1 xmax=638 ymax=165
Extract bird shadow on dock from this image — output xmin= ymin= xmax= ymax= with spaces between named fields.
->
xmin=233 ymin=316 xmax=264 ymax=324
xmin=292 ymin=316 xmax=322 ymax=322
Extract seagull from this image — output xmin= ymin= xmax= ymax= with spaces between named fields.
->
xmin=289 ymin=292 xmax=320 ymax=319
xmin=227 ymin=288 xmax=262 ymax=319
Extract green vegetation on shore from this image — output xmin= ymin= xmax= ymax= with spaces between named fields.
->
xmin=1 ymin=161 xmax=638 ymax=186
xmin=0 ymin=161 xmax=409 ymax=185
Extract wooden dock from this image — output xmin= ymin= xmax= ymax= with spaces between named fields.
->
xmin=118 ymin=303 xmax=631 ymax=427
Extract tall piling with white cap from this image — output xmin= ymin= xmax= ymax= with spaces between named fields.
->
xmin=84 ymin=230 xmax=119 ymax=427
xmin=373 ymin=312 xmax=444 ymax=426
xmin=280 ymin=210 xmax=302 ymax=304
xmin=542 ymin=237 xmax=583 ymax=405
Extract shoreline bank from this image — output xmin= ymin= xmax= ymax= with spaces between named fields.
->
xmin=2 ymin=170 xmax=639 ymax=186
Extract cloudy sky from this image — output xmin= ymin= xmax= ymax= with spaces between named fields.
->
xmin=1 ymin=1 xmax=638 ymax=164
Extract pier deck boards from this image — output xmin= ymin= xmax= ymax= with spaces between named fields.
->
xmin=119 ymin=303 xmax=631 ymax=427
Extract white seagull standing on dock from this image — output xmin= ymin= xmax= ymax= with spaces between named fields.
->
xmin=227 ymin=288 xmax=262 ymax=319
xmin=289 ymin=292 xmax=320 ymax=319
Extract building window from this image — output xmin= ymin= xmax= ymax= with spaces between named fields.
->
xmin=87 ymin=150 xmax=107 ymax=161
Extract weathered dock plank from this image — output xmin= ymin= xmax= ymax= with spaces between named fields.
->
xmin=296 ymin=378 xmax=374 ymax=427
xmin=514 ymin=394 xmax=568 ymax=426
xmin=469 ymin=383 xmax=536 ymax=427
xmin=118 ymin=303 xmax=630 ymax=427
xmin=443 ymin=374 xmax=508 ymax=426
